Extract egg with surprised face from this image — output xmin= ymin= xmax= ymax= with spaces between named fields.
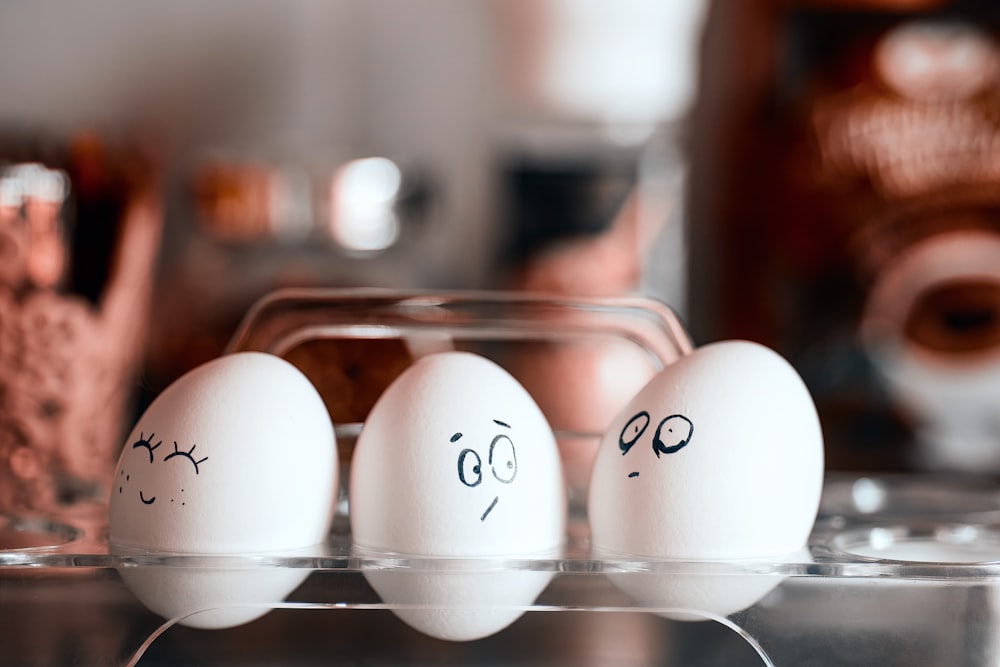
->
xmin=588 ymin=340 xmax=823 ymax=618
xmin=351 ymin=351 xmax=565 ymax=557
xmin=109 ymin=352 xmax=338 ymax=628
xmin=350 ymin=351 xmax=566 ymax=640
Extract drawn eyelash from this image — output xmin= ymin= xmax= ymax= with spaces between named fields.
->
xmin=164 ymin=441 xmax=208 ymax=474
xmin=132 ymin=432 xmax=162 ymax=463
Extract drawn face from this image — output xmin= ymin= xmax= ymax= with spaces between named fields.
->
xmin=116 ymin=432 xmax=208 ymax=508
xmin=451 ymin=419 xmax=518 ymax=522
xmin=618 ymin=412 xmax=693 ymax=479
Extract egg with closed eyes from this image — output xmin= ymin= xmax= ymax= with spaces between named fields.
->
xmin=109 ymin=351 xmax=338 ymax=628
xmin=350 ymin=351 xmax=566 ymax=640
xmin=588 ymin=340 xmax=823 ymax=618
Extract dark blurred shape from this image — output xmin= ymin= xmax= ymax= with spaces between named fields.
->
xmin=283 ymin=338 xmax=416 ymax=464
xmin=689 ymin=0 xmax=1000 ymax=472
xmin=904 ymin=280 xmax=1000 ymax=355
xmin=502 ymin=159 xmax=637 ymax=262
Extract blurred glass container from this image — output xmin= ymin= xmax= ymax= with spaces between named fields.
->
xmin=0 ymin=131 xmax=161 ymax=517
xmin=688 ymin=1 xmax=1000 ymax=473
xmin=141 ymin=148 xmax=441 ymax=408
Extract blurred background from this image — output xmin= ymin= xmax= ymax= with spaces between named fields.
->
xmin=3 ymin=1 xmax=1000 ymax=665
xmin=0 ymin=0 xmax=999 ymax=512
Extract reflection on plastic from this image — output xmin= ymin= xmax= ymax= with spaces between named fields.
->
xmin=118 ymin=563 xmax=310 ymax=630
xmin=601 ymin=554 xmax=795 ymax=623
xmin=360 ymin=560 xmax=555 ymax=642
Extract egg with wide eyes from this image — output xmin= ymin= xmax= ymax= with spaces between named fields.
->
xmin=588 ymin=340 xmax=823 ymax=617
xmin=109 ymin=351 xmax=338 ymax=628
xmin=350 ymin=351 xmax=566 ymax=640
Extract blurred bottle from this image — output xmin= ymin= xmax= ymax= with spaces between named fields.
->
xmin=489 ymin=0 xmax=709 ymax=499
xmin=688 ymin=0 xmax=1000 ymax=472
xmin=492 ymin=0 xmax=709 ymax=311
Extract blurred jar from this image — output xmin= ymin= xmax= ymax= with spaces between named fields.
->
xmin=688 ymin=1 xmax=1000 ymax=472
xmin=0 ymin=131 xmax=161 ymax=516
xmin=808 ymin=13 xmax=1000 ymax=472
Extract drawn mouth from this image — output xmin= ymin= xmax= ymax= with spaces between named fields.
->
xmin=139 ymin=490 xmax=156 ymax=505
xmin=628 ymin=472 xmax=639 ymax=479
xmin=480 ymin=496 xmax=499 ymax=521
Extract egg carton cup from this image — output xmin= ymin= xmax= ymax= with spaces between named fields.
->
xmin=5 ymin=289 xmax=1000 ymax=666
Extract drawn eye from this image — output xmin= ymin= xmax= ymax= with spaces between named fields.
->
xmin=458 ymin=448 xmax=482 ymax=487
xmin=619 ymin=412 xmax=650 ymax=455
xmin=489 ymin=434 xmax=517 ymax=484
xmin=132 ymin=432 xmax=162 ymax=463
xmin=163 ymin=441 xmax=208 ymax=474
xmin=652 ymin=414 xmax=694 ymax=458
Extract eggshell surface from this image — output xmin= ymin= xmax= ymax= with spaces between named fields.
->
xmin=109 ymin=352 xmax=338 ymax=627
xmin=360 ymin=566 xmax=558 ymax=642
xmin=350 ymin=351 xmax=566 ymax=640
xmin=351 ymin=351 xmax=566 ymax=557
xmin=588 ymin=340 xmax=824 ymax=562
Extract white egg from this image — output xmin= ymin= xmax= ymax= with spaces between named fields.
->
xmin=109 ymin=352 xmax=338 ymax=629
xmin=588 ymin=340 xmax=823 ymax=617
xmin=350 ymin=351 xmax=566 ymax=640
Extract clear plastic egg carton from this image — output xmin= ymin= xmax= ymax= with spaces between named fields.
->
xmin=5 ymin=289 xmax=1000 ymax=666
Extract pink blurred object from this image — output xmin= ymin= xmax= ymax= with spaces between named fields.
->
xmin=0 ymin=134 xmax=162 ymax=516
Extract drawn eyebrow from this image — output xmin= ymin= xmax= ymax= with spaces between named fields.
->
xmin=450 ymin=432 xmax=463 ymax=442
xmin=493 ymin=420 xmax=511 ymax=428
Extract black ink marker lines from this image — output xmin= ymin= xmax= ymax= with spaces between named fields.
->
xmin=481 ymin=496 xmax=499 ymax=521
